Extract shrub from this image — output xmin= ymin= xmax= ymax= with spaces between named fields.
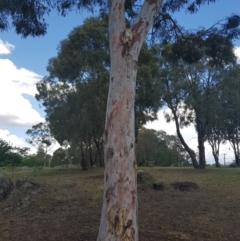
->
xmin=21 ymin=155 xmax=41 ymax=167
xmin=228 ymin=162 xmax=239 ymax=168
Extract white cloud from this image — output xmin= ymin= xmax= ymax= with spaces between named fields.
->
xmin=0 ymin=129 xmax=60 ymax=155
xmin=234 ymin=46 xmax=240 ymax=62
xmin=0 ymin=58 xmax=44 ymax=127
xmin=0 ymin=39 xmax=61 ymax=155
xmin=0 ymin=129 xmax=27 ymax=148
xmin=0 ymin=40 xmax=15 ymax=55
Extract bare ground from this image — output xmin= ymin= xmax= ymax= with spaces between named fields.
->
xmin=0 ymin=167 xmax=240 ymax=241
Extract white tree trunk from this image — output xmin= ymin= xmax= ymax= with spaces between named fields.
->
xmin=97 ymin=1 xmax=162 ymax=240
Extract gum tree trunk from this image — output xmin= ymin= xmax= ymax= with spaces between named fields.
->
xmin=196 ymin=119 xmax=206 ymax=169
xmin=198 ymin=134 xmax=206 ymax=169
xmin=170 ymin=104 xmax=199 ymax=169
xmin=93 ymin=138 xmax=104 ymax=167
xmin=97 ymin=1 xmax=162 ymax=240
xmin=80 ymin=142 xmax=88 ymax=171
xmin=231 ymin=140 xmax=240 ymax=167
xmin=213 ymin=153 xmax=220 ymax=167
xmin=209 ymin=141 xmax=220 ymax=167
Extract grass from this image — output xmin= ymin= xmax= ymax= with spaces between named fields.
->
xmin=0 ymin=166 xmax=240 ymax=241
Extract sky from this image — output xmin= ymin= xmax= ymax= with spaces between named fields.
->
xmin=0 ymin=1 xmax=240 ymax=164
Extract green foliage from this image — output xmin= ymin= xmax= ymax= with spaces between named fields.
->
xmin=26 ymin=122 xmax=55 ymax=148
xmin=21 ymin=155 xmax=42 ymax=167
xmin=33 ymin=165 xmax=44 ymax=177
xmin=35 ymin=17 xmax=162 ymax=168
xmin=51 ymin=148 xmax=67 ymax=166
xmin=228 ymin=162 xmax=239 ymax=168
xmin=158 ymin=35 xmax=238 ymax=168
xmin=136 ymin=44 xmax=162 ymax=131
xmin=0 ymin=139 xmax=28 ymax=167
xmin=0 ymin=152 xmax=22 ymax=167
xmin=163 ymin=34 xmax=237 ymax=65
xmin=218 ymin=65 xmax=240 ymax=166
xmin=26 ymin=122 xmax=56 ymax=165
xmin=0 ymin=0 xmax=52 ymax=37
xmin=136 ymin=128 xmax=189 ymax=167
xmin=36 ymin=17 xmax=109 ymax=169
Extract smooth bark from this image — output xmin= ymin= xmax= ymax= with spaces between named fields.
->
xmin=97 ymin=1 xmax=162 ymax=240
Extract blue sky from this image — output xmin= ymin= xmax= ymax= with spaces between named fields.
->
xmin=0 ymin=1 xmax=240 ymax=163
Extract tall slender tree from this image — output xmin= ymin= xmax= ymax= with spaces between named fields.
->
xmin=159 ymin=35 xmax=237 ymax=169
xmin=158 ymin=54 xmax=200 ymax=168
xmin=220 ymin=65 xmax=240 ymax=166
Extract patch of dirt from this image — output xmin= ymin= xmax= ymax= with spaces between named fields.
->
xmin=0 ymin=168 xmax=240 ymax=241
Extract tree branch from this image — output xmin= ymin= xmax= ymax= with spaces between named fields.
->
xmin=130 ymin=0 xmax=163 ymax=58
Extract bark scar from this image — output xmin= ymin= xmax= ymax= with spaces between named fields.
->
xmin=121 ymin=28 xmax=135 ymax=56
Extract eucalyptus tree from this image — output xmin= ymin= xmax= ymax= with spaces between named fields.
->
xmin=158 ymin=53 xmax=200 ymax=168
xmin=136 ymin=128 xmax=188 ymax=166
xmin=36 ymin=17 xmax=109 ymax=168
xmin=36 ymin=17 xmax=161 ymax=169
xmin=136 ymin=128 xmax=162 ymax=166
xmin=0 ymin=139 xmax=29 ymax=167
xmin=182 ymin=36 xmax=236 ymax=169
xmin=26 ymin=122 xmax=56 ymax=164
xmin=220 ymin=65 xmax=240 ymax=166
xmin=156 ymin=130 xmax=189 ymax=166
xmin=205 ymin=96 xmax=226 ymax=167
xmin=2 ymin=0 xmax=240 ymax=239
xmin=159 ymin=35 xmax=237 ymax=169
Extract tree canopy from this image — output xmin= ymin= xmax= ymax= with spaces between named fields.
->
xmin=0 ymin=139 xmax=29 ymax=167
xmin=136 ymin=127 xmax=189 ymax=167
xmin=158 ymin=35 xmax=238 ymax=168
xmin=1 ymin=0 xmax=240 ymax=41
xmin=35 ymin=16 xmax=162 ymax=168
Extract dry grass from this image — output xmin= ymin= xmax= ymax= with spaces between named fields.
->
xmin=0 ymin=166 xmax=240 ymax=241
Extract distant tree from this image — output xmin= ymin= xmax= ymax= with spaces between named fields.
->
xmin=159 ymin=35 xmax=237 ymax=169
xmin=158 ymin=50 xmax=200 ymax=168
xmin=36 ymin=17 xmax=161 ymax=169
xmin=136 ymin=128 xmax=162 ymax=166
xmin=157 ymin=130 xmax=190 ymax=167
xmin=51 ymin=148 xmax=67 ymax=166
xmin=136 ymin=128 xmax=188 ymax=167
xmin=26 ymin=122 xmax=56 ymax=163
xmin=35 ymin=17 xmax=109 ymax=169
xmin=219 ymin=65 xmax=240 ymax=166
xmin=21 ymin=154 xmax=42 ymax=167
xmin=0 ymin=138 xmax=28 ymax=167
xmin=206 ymin=98 xmax=226 ymax=167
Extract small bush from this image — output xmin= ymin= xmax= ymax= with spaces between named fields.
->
xmin=228 ymin=162 xmax=239 ymax=168
xmin=21 ymin=155 xmax=41 ymax=167
xmin=33 ymin=166 xmax=43 ymax=177
xmin=137 ymin=170 xmax=153 ymax=185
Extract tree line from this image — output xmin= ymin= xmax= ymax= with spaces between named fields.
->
xmin=24 ymin=16 xmax=240 ymax=169
xmin=1 ymin=17 xmax=239 ymax=170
